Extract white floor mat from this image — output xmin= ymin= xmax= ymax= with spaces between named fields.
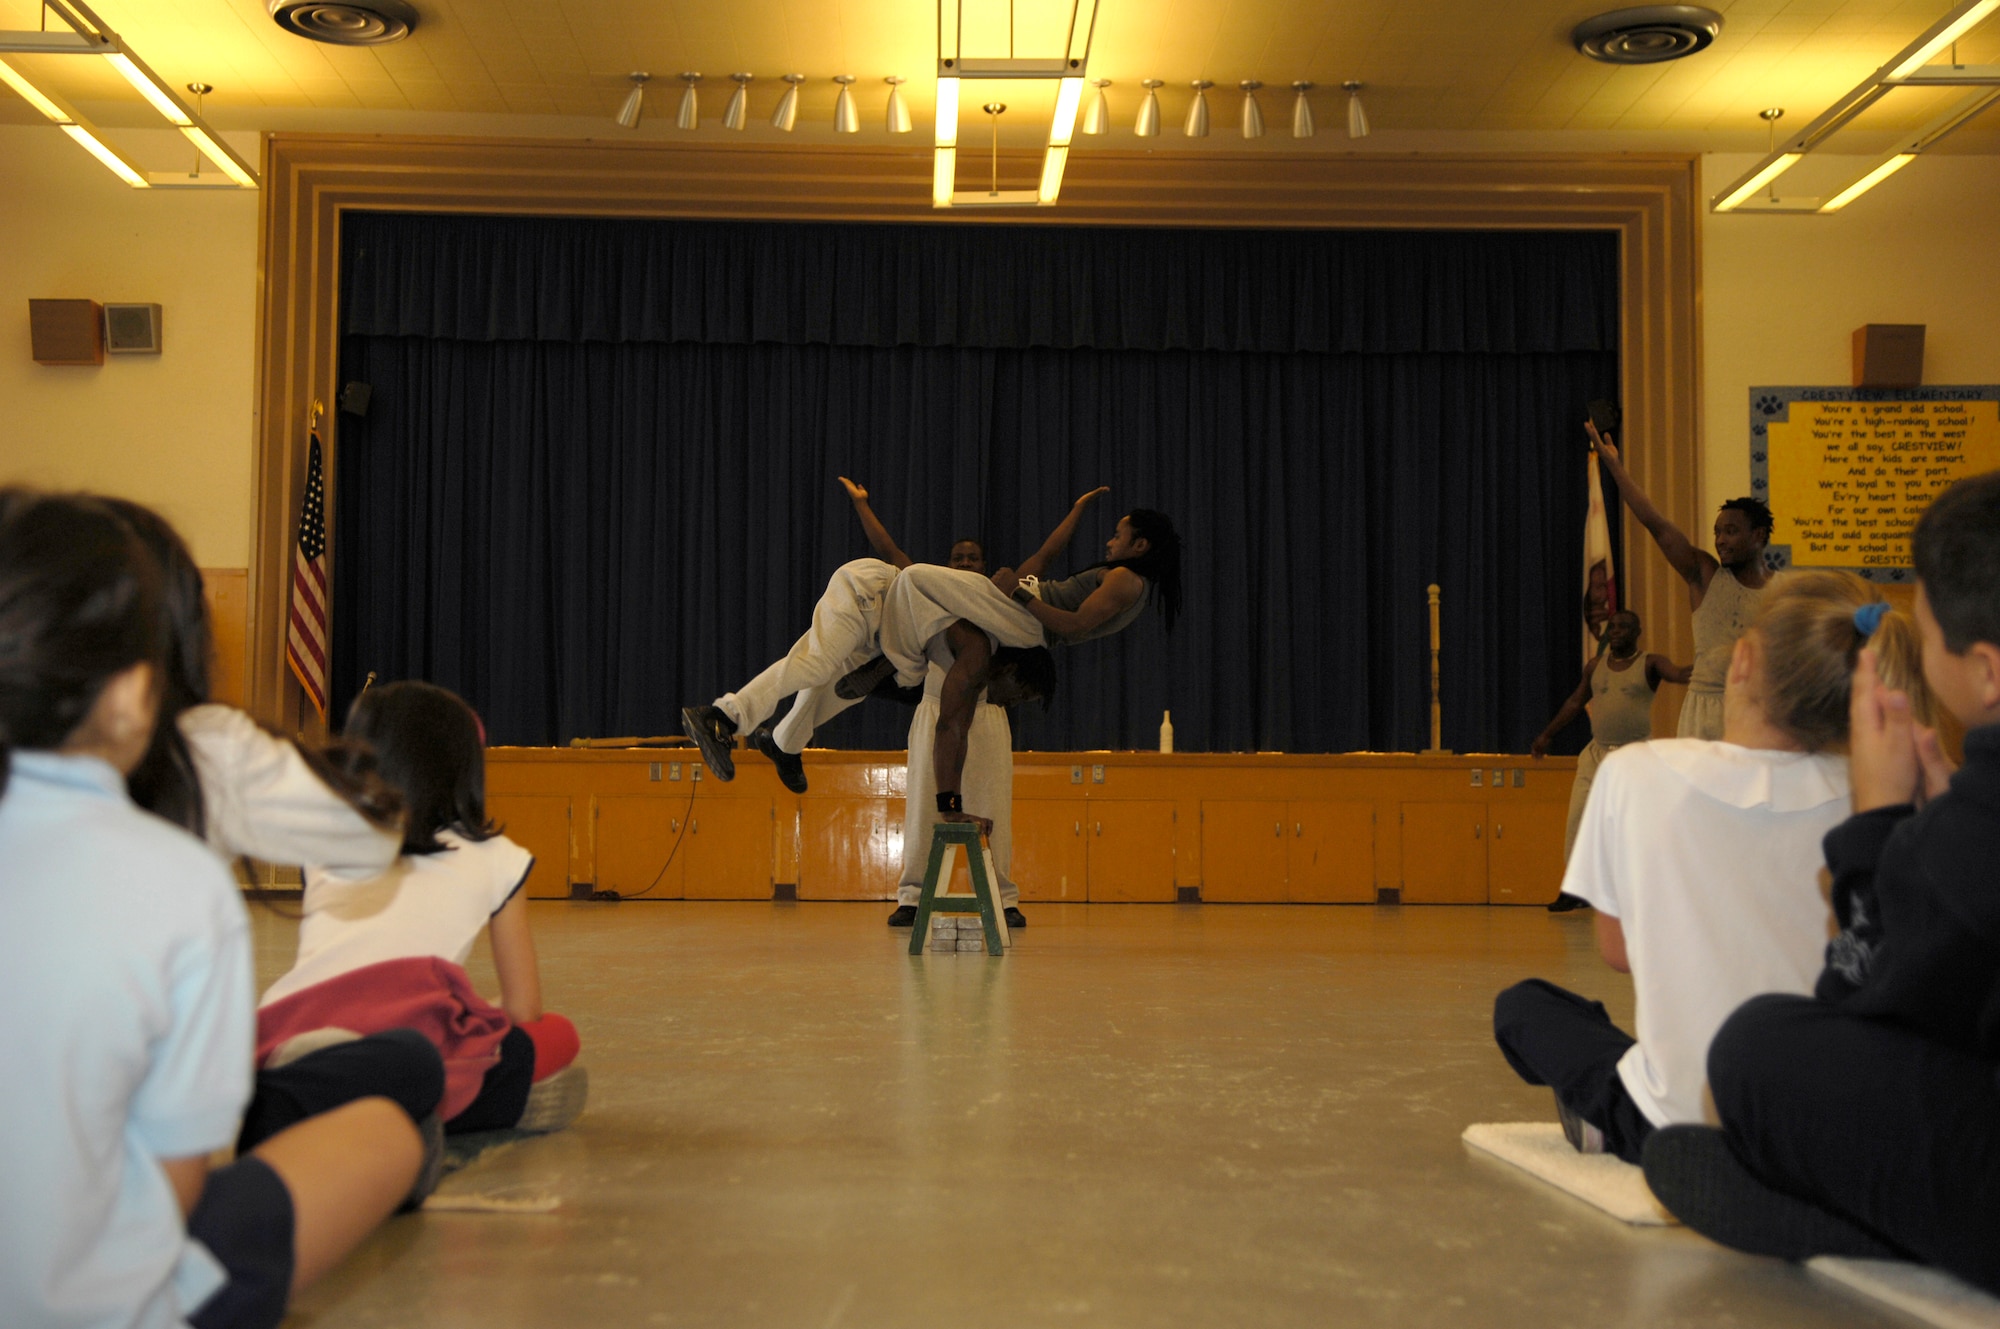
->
xmin=1462 ymin=1122 xmax=1678 ymax=1226
xmin=1810 ymin=1258 xmax=2000 ymax=1329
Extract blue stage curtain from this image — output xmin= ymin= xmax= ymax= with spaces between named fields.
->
xmin=334 ymin=214 xmax=1620 ymax=753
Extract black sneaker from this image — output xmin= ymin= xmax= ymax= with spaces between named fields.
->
xmin=836 ymin=655 xmax=898 ymax=700
xmin=751 ymin=726 xmax=807 ymax=794
xmin=1547 ymin=892 xmax=1592 ymax=913
xmin=680 ymin=704 xmax=737 ymax=781
xmin=870 ymin=673 xmax=927 ymax=707
xmin=886 ymin=904 xmax=918 ymax=927
xmin=1004 ymin=906 xmax=1026 ymax=929
xmin=1555 ymin=1092 xmax=1604 ymax=1154
xmin=1641 ymin=1125 xmax=1902 ymax=1261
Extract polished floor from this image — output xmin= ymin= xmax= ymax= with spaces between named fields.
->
xmin=253 ymin=902 xmax=1907 ymax=1329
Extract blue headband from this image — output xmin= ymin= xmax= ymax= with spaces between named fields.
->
xmin=1853 ymin=602 xmax=1891 ymax=637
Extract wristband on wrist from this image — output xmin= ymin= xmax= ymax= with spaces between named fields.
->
xmin=937 ymin=791 xmax=963 ymax=814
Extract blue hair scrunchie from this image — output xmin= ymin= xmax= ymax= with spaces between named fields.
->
xmin=1853 ymin=601 xmax=1891 ymax=637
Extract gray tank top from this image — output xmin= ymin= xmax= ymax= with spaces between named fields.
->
xmin=1037 ymin=566 xmax=1153 ymax=645
xmin=1588 ymin=654 xmax=1657 ymax=747
xmin=1689 ymin=566 xmax=1765 ymax=696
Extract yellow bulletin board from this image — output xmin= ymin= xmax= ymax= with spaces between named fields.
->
xmin=1751 ymin=387 xmax=2000 ymax=580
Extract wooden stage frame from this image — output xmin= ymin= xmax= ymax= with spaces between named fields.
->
xmin=487 ymin=746 xmax=1578 ymax=908
xmin=248 ymin=136 xmax=1704 ymax=741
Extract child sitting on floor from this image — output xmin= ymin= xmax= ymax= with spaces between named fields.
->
xmin=259 ymin=680 xmax=588 ymax=1136
xmin=1492 ymin=569 xmax=1929 ymax=1164
xmin=0 ymin=489 xmax=433 ymax=1329
xmin=1644 ymin=470 xmax=2000 ymax=1295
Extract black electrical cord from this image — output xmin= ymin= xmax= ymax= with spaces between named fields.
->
xmin=593 ymin=770 xmax=699 ymax=901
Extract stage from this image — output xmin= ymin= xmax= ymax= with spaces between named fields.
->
xmin=488 ymin=749 xmax=1577 ymax=908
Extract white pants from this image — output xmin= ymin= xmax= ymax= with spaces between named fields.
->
xmin=899 ymin=667 xmax=1016 ymax=906
xmin=716 ymin=559 xmax=894 ymax=754
xmin=1562 ymin=739 xmax=1620 ymax=863
xmin=880 ymin=564 xmax=1045 ymax=689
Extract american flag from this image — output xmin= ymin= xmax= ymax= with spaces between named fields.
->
xmin=286 ymin=431 xmax=330 ymax=720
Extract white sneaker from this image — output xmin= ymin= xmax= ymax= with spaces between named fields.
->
xmin=517 ymin=1066 xmax=589 ymax=1134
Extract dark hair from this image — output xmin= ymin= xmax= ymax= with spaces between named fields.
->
xmin=0 ymin=489 xmax=163 ymax=799
xmin=104 ymin=498 xmax=402 ymax=840
xmin=990 ymin=644 xmax=1058 ymax=707
xmin=1097 ymin=508 xmax=1183 ymax=633
xmin=1719 ymin=497 xmax=1775 ymax=536
xmin=950 ymin=537 xmax=986 ymax=557
xmin=1913 ymin=470 xmax=2000 ymax=653
xmin=343 ymin=680 xmax=496 ymax=854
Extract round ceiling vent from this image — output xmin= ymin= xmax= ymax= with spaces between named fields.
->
xmin=1573 ymin=6 xmax=1722 ymax=63
xmin=268 ymin=0 xmax=418 ymax=46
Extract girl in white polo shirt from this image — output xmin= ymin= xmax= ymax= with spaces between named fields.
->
xmin=260 ymin=680 xmax=587 ymax=1135
xmin=0 ymin=489 xmax=427 ymax=1329
xmin=1492 ymin=571 xmax=1931 ymax=1163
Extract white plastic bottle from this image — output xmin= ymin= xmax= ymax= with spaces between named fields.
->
xmin=1159 ymin=709 xmax=1174 ymax=754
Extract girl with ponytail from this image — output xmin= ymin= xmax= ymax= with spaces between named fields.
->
xmin=1493 ymin=571 xmax=1930 ymax=1166
xmin=0 ymin=488 xmax=436 ymax=1329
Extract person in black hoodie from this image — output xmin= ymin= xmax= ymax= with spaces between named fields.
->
xmin=1641 ymin=469 xmax=2000 ymax=1294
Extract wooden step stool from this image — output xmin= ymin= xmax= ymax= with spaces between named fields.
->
xmin=907 ymin=821 xmax=1010 ymax=957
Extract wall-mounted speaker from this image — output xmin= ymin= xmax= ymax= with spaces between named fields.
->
xmin=1853 ymin=324 xmax=1925 ymax=388
xmin=104 ymin=303 xmax=163 ymax=354
xmin=29 ymin=299 xmax=103 ymax=366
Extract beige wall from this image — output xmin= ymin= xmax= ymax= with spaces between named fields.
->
xmin=6 ymin=126 xmax=1998 ymax=569
xmin=1699 ymin=152 xmax=2000 ymax=520
xmin=0 ymin=124 xmax=258 ymax=568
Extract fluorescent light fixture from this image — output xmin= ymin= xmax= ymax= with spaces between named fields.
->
xmin=1038 ymin=144 xmax=1068 ymax=202
xmin=1050 ymin=76 xmax=1083 ymax=145
xmin=771 ymin=73 xmax=805 ymax=131
xmin=723 ymin=73 xmax=751 ymax=130
xmin=933 ymin=145 xmax=956 ymax=205
xmin=104 ymin=52 xmax=190 ymax=125
xmin=179 ymin=125 xmax=255 ymax=187
xmin=1081 ymin=78 xmax=1109 ymax=134
xmin=1184 ymin=80 xmax=1212 ymax=137
xmin=934 ymin=76 xmax=959 ymax=145
xmin=1821 ymin=153 xmax=1918 ymax=210
xmin=0 ymin=56 xmax=71 ymax=121
xmin=62 ymin=123 xmax=147 ymax=186
xmin=885 ymin=76 xmax=911 ymax=133
xmin=1713 ymin=153 xmax=1803 ymax=211
xmin=1888 ymin=0 xmax=2000 ymax=80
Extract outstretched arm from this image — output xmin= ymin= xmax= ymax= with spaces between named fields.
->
xmin=1647 ymin=654 xmax=1692 ymax=688
xmin=933 ymin=621 xmax=994 ymax=835
xmin=1019 ymin=566 xmax=1144 ymax=639
xmin=1589 ymin=424 xmax=1713 ymax=589
xmin=1532 ymin=659 xmax=1598 ymax=758
xmin=839 ymin=476 xmax=912 ymax=569
xmin=1011 ymin=486 xmax=1111 ymax=582
xmin=488 ymin=891 xmax=544 ymax=1025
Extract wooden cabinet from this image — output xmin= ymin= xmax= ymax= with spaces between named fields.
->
xmin=1011 ymin=799 xmax=1089 ymax=902
xmin=1399 ymin=802 xmax=1488 ymax=904
xmin=1200 ymin=800 xmax=1374 ymax=903
xmin=798 ymin=797 xmax=904 ymax=900
xmin=489 ymin=793 xmax=574 ymax=899
xmin=1086 ymin=801 xmax=1177 ymax=902
xmin=1199 ymin=801 xmax=1291 ymax=902
xmin=680 ymin=797 xmax=775 ymax=899
xmin=1286 ymin=801 xmax=1376 ymax=903
xmin=1486 ymin=800 xmax=1567 ymax=906
xmin=594 ymin=795 xmax=688 ymax=899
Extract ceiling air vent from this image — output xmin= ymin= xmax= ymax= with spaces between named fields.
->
xmin=1573 ymin=6 xmax=1722 ymax=64
xmin=268 ymin=0 xmax=418 ymax=46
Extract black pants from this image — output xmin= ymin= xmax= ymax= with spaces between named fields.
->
xmin=1493 ymin=978 xmax=1654 ymax=1164
xmin=238 ymin=1028 xmax=445 ymax=1153
xmin=1711 ymin=994 xmax=2000 ymax=1294
xmin=445 ymin=1026 xmax=536 ymax=1135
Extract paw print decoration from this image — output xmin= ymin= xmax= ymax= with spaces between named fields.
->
xmin=1763 ymin=545 xmax=1792 ymax=572
xmin=1756 ymin=394 xmax=1784 ymax=417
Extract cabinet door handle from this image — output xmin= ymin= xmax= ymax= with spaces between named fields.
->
xmin=1274 ymin=822 xmax=1282 ymax=836
xmin=1095 ymin=822 xmax=1102 ymax=836
xmin=670 ymin=818 xmax=680 ymax=833
xmin=1473 ymin=824 xmax=1482 ymax=840
xmin=1496 ymin=824 xmax=1504 ymax=839
xmin=1294 ymin=823 xmax=1303 ymax=837
xmin=691 ymin=819 xmax=699 ymax=834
